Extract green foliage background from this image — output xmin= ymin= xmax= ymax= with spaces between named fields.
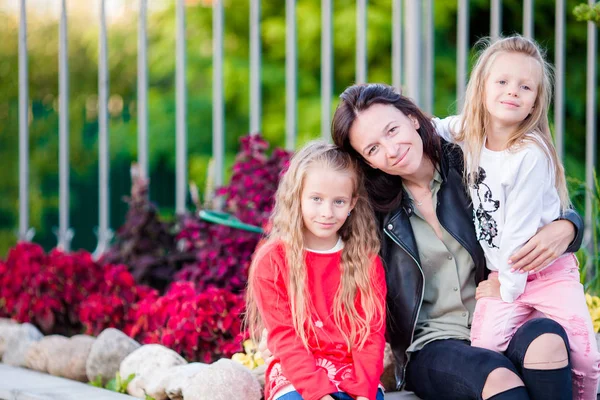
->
xmin=0 ymin=0 xmax=597 ymax=255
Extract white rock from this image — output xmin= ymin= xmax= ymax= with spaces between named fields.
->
xmin=181 ymin=358 xmax=262 ymax=400
xmin=119 ymin=344 xmax=187 ymax=399
xmin=162 ymin=363 xmax=209 ymax=400
xmin=86 ymin=328 xmax=140 ymax=385
xmin=1 ymin=323 xmax=43 ymax=367
xmin=64 ymin=335 xmax=96 ymax=381
xmin=25 ymin=335 xmax=69 ymax=373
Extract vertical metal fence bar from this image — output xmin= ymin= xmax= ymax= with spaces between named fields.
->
xmin=58 ymin=0 xmax=72 ymax=251
xmin=175 ymin=0 xmax=187 ymax=214
xmin=523 ymin=0 xmax=533 ymax=39
xmin=404 ymin=0 xmax=421 ymax=105
xmin=423 ymin=0 xmax=434 ymax=114
xmin=490 ymin=0 xmax=501 ymax=40
xmin=95 ymin=0 xmax=112 ymax=258
xmin=250 ymin=0 xmax=261 ymax=135
xmin=285 ymin=0 xmax=297 ymax=150
xmin=321 ymin=0 xmax=332 ymax=140
xmin=392 ymin=0 xmax=402 ymax=93
xmin=213 ymin=0 xmax=224 ymax=187
xmin=19 ymin=0 xmax=32 ymax=242
xmin=457 ymin=0 xmax=469 ymax=112
xmin=554 ymin=0 xmax=565 ymax=160
xmin=356 ymin=0 xmax=367 ymax=84
xmin=137 ymin=0 xmax=149 ymax=181
xmin=585 ymin=0 xmax=598 ymax=259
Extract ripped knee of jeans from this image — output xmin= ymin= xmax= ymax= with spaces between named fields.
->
xmin=524 ymin=333 xmax=569 ymax=370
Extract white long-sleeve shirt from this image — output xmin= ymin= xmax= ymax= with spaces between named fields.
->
xmin=434 ymin=116 xmax=562 ymax=302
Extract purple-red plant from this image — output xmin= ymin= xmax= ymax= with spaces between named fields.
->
xmin=79 ymin=264 xmax=158 ymax=336
xmin=0 ymin=242 xmax=104 ymax=335
xmin=101 ymin=166 xmax=194 ymax=292
xmin=175 ymin=134 xmax=292 ymax=293
xmin=217 ymin=135 xmax=292 ymax=226
xmin=127 ymin=281 xmax=245 ymax=362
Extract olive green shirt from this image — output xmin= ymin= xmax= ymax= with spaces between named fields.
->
xmin=404 ymin=169 xmax=477 ymax=353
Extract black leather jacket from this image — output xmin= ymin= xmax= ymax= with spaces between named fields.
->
xmin=379 ymin=140 xmax=584 ymax=389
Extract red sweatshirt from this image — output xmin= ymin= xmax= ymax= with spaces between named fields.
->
xmin=251 ymin=240 xmax=387 ymax=400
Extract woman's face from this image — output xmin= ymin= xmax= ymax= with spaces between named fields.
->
xmin=348 ymin=103 xmax=425 ymax=178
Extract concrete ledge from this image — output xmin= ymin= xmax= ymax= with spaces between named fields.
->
xmin=0 ymin=363 xmax=422 ymax=400
xmin=384 ymin=391 xmax=421 ymax=399
xmin=0 ymin=364 xmax=134 ymax=400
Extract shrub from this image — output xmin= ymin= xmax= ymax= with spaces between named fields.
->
xmin=0 ymin=243 xmax=103 ymax=335
xmin=175 ymin=134 xmax=292 ymax=293
xmin=101 ymin=166 xmax=194 ymax=292
xmin=127 ymin=281 xmax=245 ymax=363
xmin=79 ymin=264 xmax=158 ymax=336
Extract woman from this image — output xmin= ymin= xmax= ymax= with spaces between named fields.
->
xmin=331 ymin=83 xmax=583 ymax=400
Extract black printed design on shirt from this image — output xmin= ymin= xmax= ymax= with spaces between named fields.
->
xmin=470 ymin=166 xmax=500 ymax=249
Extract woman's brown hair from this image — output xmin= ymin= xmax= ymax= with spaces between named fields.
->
xmin=331 ymin=83 xmax=441 ymax=213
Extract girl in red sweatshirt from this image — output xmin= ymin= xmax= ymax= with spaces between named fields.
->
xmin=246 ymin=141 xmax=386 ymax=400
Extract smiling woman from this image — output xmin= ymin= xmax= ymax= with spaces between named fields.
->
xmin=331 ymin=82 xmax=585 ymax=400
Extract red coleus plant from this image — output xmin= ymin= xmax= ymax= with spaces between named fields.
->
xmin=175 ymin=134 xmax=292 ymax=294
xmin=0 ymin=242 xmax=103 ymax=335
xmin=79 ymin=264 xmax=158 ymax=337
xmin=127 ymin=281 xmax=246 ymax=363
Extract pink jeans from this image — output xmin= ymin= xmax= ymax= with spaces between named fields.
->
xmin=471 ymin=254 xmax=600 ymax=400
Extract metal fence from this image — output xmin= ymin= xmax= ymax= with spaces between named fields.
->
xmin=16 ymin=0 xmax=598 ymax=255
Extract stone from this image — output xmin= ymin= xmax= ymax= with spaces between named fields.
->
xmin=162 ymin=363 xmax=209 ymax=400
xmin=63 ymin=335 xmax=95 ymax=381
xmin=181 ymin=358 xmax=262 ymax=400
xmin=1 ymin=323 xmax=43 ymax=367
xmin=25 ymin=335 xmax=69 ymax=373
xmin=85 ymin=328 xmax=140 ymax=385
xmin=0 ymin=318 xmax=17 ymax=327
xmin=25 ymin=334 xmax=94 ymax=382
xmin=119 ymin=344 xmax=187 ymax=399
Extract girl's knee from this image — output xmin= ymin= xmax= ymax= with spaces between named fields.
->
xmin=524 ymin=333 xmax=569 ymax=369
xmin=482 ymin=367 xmax=524 ymax=399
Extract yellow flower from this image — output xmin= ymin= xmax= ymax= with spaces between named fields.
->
xmin=232 ymin=352 xmax=255 ymax=370
xmin=231 ymin=339 xmax=268 ymax=370
xmin=243 ymin=339 xmax=257 ymax=355
xmin=586 ymin=293 xmax=600 ymax=333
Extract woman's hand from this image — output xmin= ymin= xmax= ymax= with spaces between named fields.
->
xmin=475 ymin=275 xmax=501 ymax=300
xmin=356 ymin=397 xmax=369 ymax=400
xmin=508 ymin=219 xmax=574 ymax=274
xmin=319 ymin=396 xmax=335 ymax=400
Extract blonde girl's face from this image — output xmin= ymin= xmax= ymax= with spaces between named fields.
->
xmin=300 ymin=166 xmax=356 ymax=251
xmin=484 ymin=52 xmax=541 ymax=131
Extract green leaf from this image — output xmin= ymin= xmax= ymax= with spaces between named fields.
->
xmin=88 ymin=375 xmax=103 ymax=388
xmin=104 ymin=378 xmax=117 ymax=391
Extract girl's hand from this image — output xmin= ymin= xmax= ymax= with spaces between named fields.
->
xmin=508 ymin=219 xmax=574 ymax=274
xmin=257 ymin=328 xmax=274 ymax=365
xmin=475 ymin=275 xmax=501 ymax=300
xmin=319 ymin=396 xmax=335 ymax=400
xmin=357 ymin=397 xmax=369 ymax=400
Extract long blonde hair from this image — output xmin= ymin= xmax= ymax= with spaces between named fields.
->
xmin=456 ymin=35 xmax=570 ymax=211
xmin=245 ymin=141 xmax=383 ymax=352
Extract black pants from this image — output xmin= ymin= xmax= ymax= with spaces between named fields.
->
xmin=405 ymin=318 xmax=571 ymax=400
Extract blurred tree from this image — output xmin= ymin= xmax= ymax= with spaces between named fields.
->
xmin=0 ymin=0 xmax=597 ymax=255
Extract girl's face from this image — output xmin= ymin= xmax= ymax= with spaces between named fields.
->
xmin=348 ymin=103 xmax=424 ymax=178
xmin=300 ymin=166 xmax=356 ymax=251
xmin=484 ymin=52 xmax=540 ymax=131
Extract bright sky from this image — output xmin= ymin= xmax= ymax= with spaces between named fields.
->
xmin=0 ymin=0 xmax=172 ymax=21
